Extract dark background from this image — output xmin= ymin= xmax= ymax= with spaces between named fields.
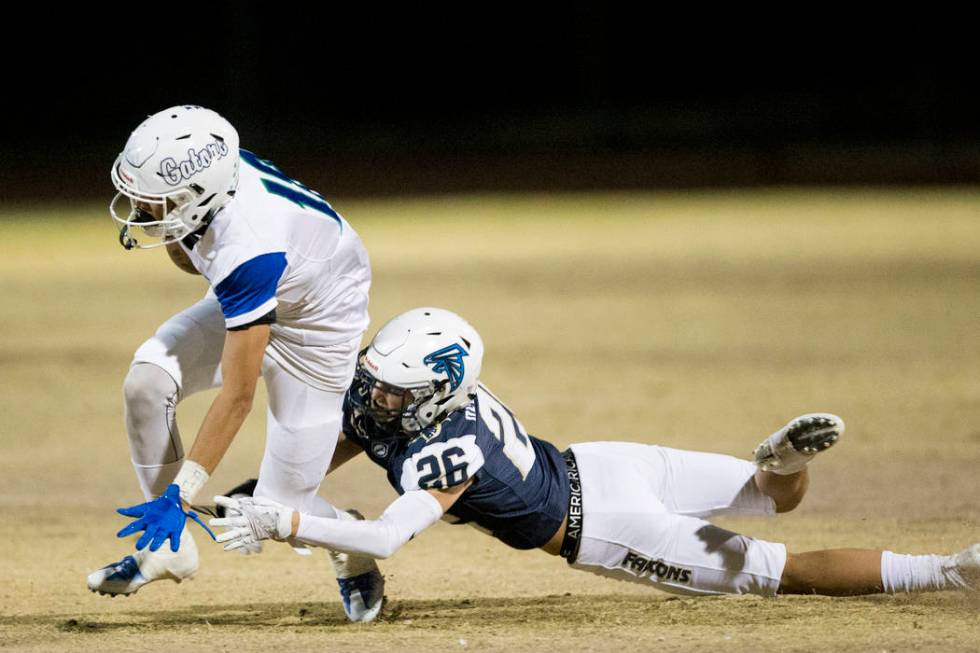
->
xmin=2 ymin=5 xmax=977 ymax=201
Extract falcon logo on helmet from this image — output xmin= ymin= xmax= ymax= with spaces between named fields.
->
xmin=346 ymin=308 xmax=484 ymax=439
xmin=423 ymin=344 xmax=469 ymax=391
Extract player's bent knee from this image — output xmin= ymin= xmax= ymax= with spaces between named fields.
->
xmin=123 ymin=363 xmax=179 ymax=434
xmin=124 ymin=363 xmax=178 ymax=407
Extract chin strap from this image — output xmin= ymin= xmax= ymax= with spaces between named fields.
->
xmin=118 ymin=226 xmax=136 ymax=250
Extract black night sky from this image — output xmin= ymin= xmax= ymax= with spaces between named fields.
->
xmin=2 ymin=5 xmax=977 ymax=200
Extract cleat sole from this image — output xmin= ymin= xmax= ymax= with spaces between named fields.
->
xmin=753 ymin=413 xmax=844 ymax=473
xmin=785 ymin=414 xmax=843 ymax=455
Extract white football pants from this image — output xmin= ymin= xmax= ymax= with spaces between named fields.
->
xmin=568 ymin=442 xmax=786 ymax=597
xmin=124 ymin=294 xmax=358 ymax=514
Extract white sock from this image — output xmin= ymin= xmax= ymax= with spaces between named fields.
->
xmin=880 ymin=551 xmax=968 ymax=593
xmin=757 ymin=432 xmax=812 ymax=475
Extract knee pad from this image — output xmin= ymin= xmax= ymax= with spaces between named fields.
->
xmin=124 ymin=362 xmax=179 ymax=410
xmin=124 ymin=363 xmax=183 ymax=464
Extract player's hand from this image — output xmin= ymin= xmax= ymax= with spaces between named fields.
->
xmin=210 ymin=495 xmax=294 ymax=552
xmin=116 ymin=484 xmax=198 ymax=552
xmin=215 ymin=490 xmax=264 ymax=555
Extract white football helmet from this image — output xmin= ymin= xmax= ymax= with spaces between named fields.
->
xmin=351 ymin=307 xmax=484 ymax=435
xmin=109 ymin=105 xmax=240 ymax=249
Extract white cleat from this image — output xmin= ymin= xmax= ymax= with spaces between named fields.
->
xmin=329 ymin=510 xmax=385 ymax=622
xmin=753 ymin=413 xmax=844 ymax=475
xmin=952 ymin=543 xmax=980 ymax=590
xmin=87 ymin=529 xmax=198 ymax=597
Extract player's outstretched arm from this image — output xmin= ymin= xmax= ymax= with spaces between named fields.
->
xmin=291 ymin=479 xmax=472 ymax=558
xmin=211 ymin=480 xmax=471 ymax=559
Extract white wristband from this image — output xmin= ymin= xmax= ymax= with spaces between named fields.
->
xmin=172 ymin=460 xmax=209 ymax=504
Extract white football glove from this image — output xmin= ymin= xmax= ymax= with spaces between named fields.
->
xmin=222 ymin=492 xmax=264 ymax=555
xmin=209 ymin=495 xmax=294 ymax=552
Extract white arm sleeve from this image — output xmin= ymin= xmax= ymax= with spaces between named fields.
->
xmin=294 ymin=490 xmax=444 ymax=559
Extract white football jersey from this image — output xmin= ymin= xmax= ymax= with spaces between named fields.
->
xmin=181 ymin=149 xmax=371 ymax=387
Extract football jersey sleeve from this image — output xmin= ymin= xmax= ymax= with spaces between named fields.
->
xmin=399 ymin=435 xmax=486 ymax=491
xmin=213 ymin=252 xmax=287 ymax=329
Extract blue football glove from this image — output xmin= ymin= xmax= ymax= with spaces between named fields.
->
xmin=116 ymin=484 xmax=215 ymax=552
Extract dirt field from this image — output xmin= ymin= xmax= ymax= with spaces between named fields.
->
xmin=1 ymin=190 xmax=978 ymax=652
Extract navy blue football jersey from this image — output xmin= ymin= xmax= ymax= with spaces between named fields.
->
xmin=343 ymin=384 xmax=570 ymax=550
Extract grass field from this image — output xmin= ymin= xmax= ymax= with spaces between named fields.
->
xmin=1 ymin=189 xmax=978 ymax=651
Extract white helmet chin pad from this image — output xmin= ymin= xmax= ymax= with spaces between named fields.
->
xmin=109 ymin=105 xmax=240 ymax=249
xmin=358 ymin=307 xmax=484 ymax=432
